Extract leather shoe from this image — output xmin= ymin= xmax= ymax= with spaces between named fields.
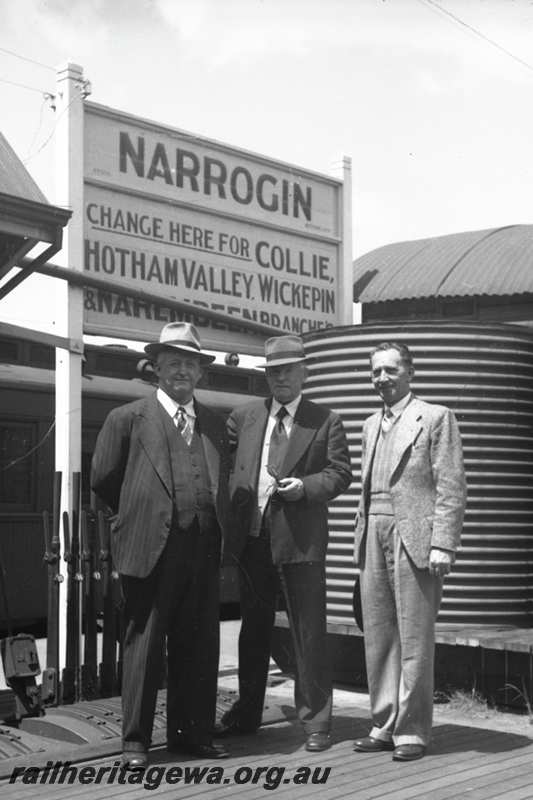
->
xmin=353 ymin=736 xmax=394 ymax=753
xmin=305 ymin=732 xmax=331 ymax=752
xmin=213 ymin=718 xmax=257 ymax=737
xmin=393 ymin=744 xmax=426 ymax=761
xmin=168 ymin=739 xmax=229 ymax=759
xmin=121 ymin=751 xmax=148 ymax=769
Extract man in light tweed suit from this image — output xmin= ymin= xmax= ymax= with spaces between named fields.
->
xmin=91 ymin=322 xmax=231 ymax=768
xmin=353 ymin=342 xmax=466 ymax=762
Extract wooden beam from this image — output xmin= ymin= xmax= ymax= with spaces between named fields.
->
xmin=0 ymin=320 xmax=83 ymax=353
xmin=23 ymin=257 xmax=281 ymax=337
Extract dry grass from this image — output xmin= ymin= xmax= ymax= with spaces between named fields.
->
xmin=504 ymin=679 xmax=533 ymax=723
xmin=443 ymin=688 xmax=493 ymax=719
xmin=434 ymin=685 xmax=533 ymax=737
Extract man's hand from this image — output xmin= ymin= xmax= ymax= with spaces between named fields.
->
xmin=428 ymin=548 xmax=454 ymax=578
xmin=276 ymin=477 xmax=305 ymax=501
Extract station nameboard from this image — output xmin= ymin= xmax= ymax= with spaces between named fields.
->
xmin=83 ymin=102 xmax=349 ymax=355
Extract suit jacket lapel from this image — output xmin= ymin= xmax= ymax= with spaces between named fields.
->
xmin=362 ymin=412 xmax=381 ymax=492
xmin=243 ymin=400 xmax=270 ymax=481
xmin=137 ymin=393 xmax=173 ymax=495
xmin=282 ymin=399 xmax=318 ymax=475
xmin=389 ymin=397 xmax=424 ymax=478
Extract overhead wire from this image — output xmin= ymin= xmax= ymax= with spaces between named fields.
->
xmin=419 ymin=0 xmax=533 ymax=75
xmin=26 ymin=95 xmax=49 ymax=159
xmin=0 ymin=75 xmax=50 ymax=94
xmin=0 ymin=62 xmax=87 ymax=164
xmin=24 ymin=89 xmax=85 ymax=165
xmin=1 ymin=420 xmax=56 ymax=472
xmin=0 ymin=45 xmax=54 ymax=71
xmin=0 ymin=46 xmax=66 ymax=162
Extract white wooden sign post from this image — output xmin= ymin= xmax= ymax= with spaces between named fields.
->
xmin=54 ymin=62 xmax=86 ymax=678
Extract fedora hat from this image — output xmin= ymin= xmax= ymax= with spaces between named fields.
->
xmin=260 ymin=334 xmax=306 ymax=368
xmin=144 ymin=322 xmax=215 ymax=363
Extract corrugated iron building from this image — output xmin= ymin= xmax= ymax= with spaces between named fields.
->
xmin=352 ymin=225 xmax=533 ymax=326
xmin=302 ymin=321 xmax=533 ymax=628
xmin=295 ymin=227 xmax=533 ymax=630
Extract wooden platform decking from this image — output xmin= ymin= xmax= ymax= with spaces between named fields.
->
xmin=274 ymin=615 xmax=533 ymax=710
xmin=434 ymin=624 xmax=533 ymax=653
xmin=303 ymin=615 xmax=533 ymax=654
xmin=1 ymin=685 xmax=533 ymax=800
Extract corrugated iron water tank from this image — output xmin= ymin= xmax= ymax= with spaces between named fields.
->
xmin=302 ymin=321 xmax=533 ymax=625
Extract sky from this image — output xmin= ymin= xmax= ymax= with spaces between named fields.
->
xmin=1 ymin=0 xmax=533 ymax=342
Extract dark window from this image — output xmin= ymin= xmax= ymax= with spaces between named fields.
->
xmin=0 ymin=339 xmax=19 ymax=363
xmin=0 ymin=422 xmax=36 ymax=510
xmin=28 ymin=343 xmax=54 ymax=368
xmin=90 ymin=350 xmax=138 ymax=379
xmin=251 ymin=374 xmax=269 ymax=396
xmin=207 ymin=371 xmax=250 ymax=393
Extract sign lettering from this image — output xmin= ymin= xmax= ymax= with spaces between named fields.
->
xmin=83 ymin=102 xmax=346 ymax=353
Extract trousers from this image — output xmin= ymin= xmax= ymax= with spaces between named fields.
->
xmin=359 ymin=514 xmax=443 ymax=746
xmin=229 ymin=532 xmax=332 ymax=733
xmin=120 ymin=519 xmax=220 ymax=751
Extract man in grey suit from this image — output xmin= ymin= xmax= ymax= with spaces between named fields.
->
xmin=353 ymin=342 xmax=466 ymax=762
xmin=216 ymin=334 xmax=352 ymax=752
xmin=91 ymin=322 xmax=230 ymax=768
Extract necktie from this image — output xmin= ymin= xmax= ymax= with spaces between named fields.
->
xmin=176 ymin=406 xmax=192 ymax=445
xmin=268 ymin=406 xmax=289 ymax=475
xmin=381 ymin=407 xmax=394 ymax=434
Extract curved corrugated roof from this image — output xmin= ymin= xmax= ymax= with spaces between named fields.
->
xmin=352 ymin=225 xmax=533 ymax=302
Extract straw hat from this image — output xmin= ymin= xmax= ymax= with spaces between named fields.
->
xmin=260 ymin=334 xmax=306 ymax=368
xmin=144 ymin=322 xmax=215 ymax=364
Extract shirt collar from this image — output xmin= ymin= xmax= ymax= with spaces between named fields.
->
xmin=385 ymin=391 xmax=412 ymax=418
xmin=157 ymin=388 xmax=196 ymax=418
xmin=271 ymin=394 xmax=302 ymax=419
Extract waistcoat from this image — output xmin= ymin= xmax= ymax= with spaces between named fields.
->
xmin=159 ymin=405 xmax=216 ymax=530
xmin=370 ymin=422 xmax=402 ymax=497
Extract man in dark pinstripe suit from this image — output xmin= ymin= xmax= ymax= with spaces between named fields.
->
xmin=91 ymin=322 xmax=231 ymax=768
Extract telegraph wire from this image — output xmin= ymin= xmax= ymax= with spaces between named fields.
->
xmin=0 ymin=75 xmax=50 ymax=94
xmin=1 ymin=393 xmax=90 ymax=471
xmin=24 ymin=89 xmax=84 ymax=164
xmin=419 ymin=0 xmax=533 ymax=75
xmin=1 ymin=420 xmax=55 ymax=472
xmin=25 ymin=94 xmax=49 ymax=160
xmin=0 ymin=45 xmax=54 ymax=70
